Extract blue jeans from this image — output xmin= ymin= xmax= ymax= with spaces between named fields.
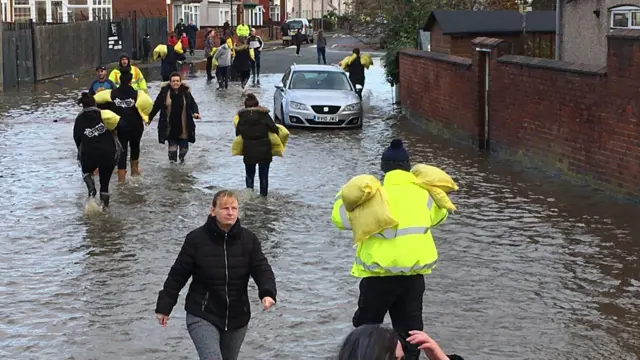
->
xmin=168 ymin=138 xmax=189 ymax=162
xmin=245 ymin=162 xmax=270 ymax=196
xmin=317 ymin=47 xmax=326 ymax=64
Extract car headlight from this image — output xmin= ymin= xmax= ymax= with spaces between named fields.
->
xmin=289 ymin=101 xmax=308 ymax=110
xmin=343 ymin=103 xmax=361 ymax=112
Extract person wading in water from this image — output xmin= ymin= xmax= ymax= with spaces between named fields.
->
xmin=149 ymin=72 xmax=200 ymax=164
xmin=73 ymin=92 xmax=121 ymax=209
xmin=95 ymin=71 xmax=152 ymax=183
xmin=155 ymin=190 xmax=277 ymax=360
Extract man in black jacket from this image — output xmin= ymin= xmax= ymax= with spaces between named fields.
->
xmin=348 ymin=48 xmax=366 ymax=98
xmin=155 ymin=190 xmax=277 ymax=360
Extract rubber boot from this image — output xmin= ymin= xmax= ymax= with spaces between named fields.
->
xmin=117 ymin=169 xmax=127 ymax=184
xmin=130 ymin=160 xmax=141 ymax=176
xmin=179 ymin=147 xmax=189 ymax=164
xmin=100 ymin=192 xmax=110 ymax=209
xmin=83 ymin=173 xmax=97 ymax=197
xmin=251 ymin=74 xmax=256 ymax=86
xmin=168 ymin=150 xmax=178 ymax=163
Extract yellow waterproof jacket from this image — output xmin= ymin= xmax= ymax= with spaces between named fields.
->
xmin=231 ymin=113 xmax=289 ymax=156
xmin=152 ymin=41 xmax=184 ymax=61
xmin=339 ymin=53 xmax=373 ymax=71
xmin=410 ymin=164 xmax=459 ymax=212
xmin=331 ymin=170 xmax=449 ymax=278
xmin=108 ymin=66 xmax=148 ymax=93
xmin=93 ymin=89 xmax=154 ymax=124
xmin=236 ymin=24 xmax=250 ymax=37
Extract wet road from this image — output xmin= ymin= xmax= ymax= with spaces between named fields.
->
xmin=1 ymin=48 xmax=639 ymax=360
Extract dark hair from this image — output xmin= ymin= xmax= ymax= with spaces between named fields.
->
xmin=169 ymin=72 xmax=182 ymax=81
xmin=337 ymin=325 xmax=398 ymax=360
xmin=244 ymin=93 xmax=259 ymax=108
xmin=77 ymin=92 xmax=96 ymax=108
xmin=119 ymin=71 xmax=133 ymax=86
xmin=353 ymin=48 xmax=360 ymax=56
xmin=212 ymin=190 xmax=237 ymax=208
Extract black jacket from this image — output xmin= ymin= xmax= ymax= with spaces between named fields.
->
xmin=236 ymin=106 xmax=278 ymax=164
xmin=233 ymin=45 xmax=253 ymax=72
xmin=160 ymin=45 xmax=186 ymax=79
xmin=73 ymin=107 xmax=117 ymax=159
xmin=149 ymin=84 xmax=199 ymax=144
xmin=155 ymin=216 xmax=277 ymax=331
xmin=99 ymin=86 xmax=143 ymax=134
xmin=348 ymin=56 xmax=365 ymax=85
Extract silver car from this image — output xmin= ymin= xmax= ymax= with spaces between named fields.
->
xmin=273 ymin=64 xmax=363 ymax=129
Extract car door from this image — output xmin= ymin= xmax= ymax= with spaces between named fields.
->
xmin=274 ymin=68 xmax=291 ymax=122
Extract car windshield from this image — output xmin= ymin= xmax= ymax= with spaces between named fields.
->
xmin=289 ymin=71 xmax=352 ymax=90
xmin=287 ymin=20 xmax=303 ymax=29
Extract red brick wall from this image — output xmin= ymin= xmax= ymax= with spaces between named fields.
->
xmin=112 ymin=0 xmax=166 ymax=18
xmin=400 ymin=30 xmax=640 ymax=197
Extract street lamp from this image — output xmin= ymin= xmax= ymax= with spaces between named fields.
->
xmin=516 ymin=0 xmax=533 ymax=54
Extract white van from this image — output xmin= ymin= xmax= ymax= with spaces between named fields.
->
xmin=282 ymin=18 xmax=314 ymax=46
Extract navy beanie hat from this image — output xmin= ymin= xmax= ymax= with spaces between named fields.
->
xmin=381 ymin=139 xmax=411 ymax=173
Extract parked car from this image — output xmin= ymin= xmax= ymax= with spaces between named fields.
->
xmin=273 ymin=64 xmax=363 ymax=129
xmin=282 ymin=18 xmax=314 ymax=45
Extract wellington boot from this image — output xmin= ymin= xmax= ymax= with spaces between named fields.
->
xmin=117 ymin=169 xmax=127 ymax=184
xmin=99 ymin=192 xmax=110 ymax=209
xmin=130 ymin=160 xmax=141 ymax=176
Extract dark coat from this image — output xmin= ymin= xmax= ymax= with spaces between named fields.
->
xmin=149 ymin=84 xmax=199 ymax=144
xmin=348 ymin=55 xmax=365 ymax=85
xmin=73 ymin=107 xmax=118 ymax=160
xmin=160 ymin=45 xmax=186 ymax=79
xmin=233 ymin=45 xmax=253 ymax=72
xmin=155 ymin=216 xmax=277 ymax=331
xmin=235 ymin=106 xmax=278 ymax=164
xmin=185 ymin=24 xmax=198 ymax=41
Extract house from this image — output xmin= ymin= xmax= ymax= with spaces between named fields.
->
xmin=423 ymin=10 xmax=556 ymax=58
xmin=558 ymin=0 xmax=640 ymax=65
xmin=169 ymin=0 xmax=270 ymax=28
xmin=1 ymin=0 xmax=166 ymax=23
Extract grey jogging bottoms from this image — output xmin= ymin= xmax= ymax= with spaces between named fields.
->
xmin=186 ymin=312 xmax=248 ymax=360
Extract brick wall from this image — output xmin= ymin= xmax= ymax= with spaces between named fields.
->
xmin=399 ymin=30 xmax=640 ymax=198
xmin=112 ymin=0 xmax=166 ymax=18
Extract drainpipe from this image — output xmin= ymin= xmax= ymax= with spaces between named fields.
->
xmin=555 ymin=0 xmax=562 ymax=60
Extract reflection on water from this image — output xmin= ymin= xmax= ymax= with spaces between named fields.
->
xmin=0 ymin=60 xmax=638 ymax=360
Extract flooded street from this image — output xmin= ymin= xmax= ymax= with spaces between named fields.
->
xmin=1 ymin=57 xmax=639 ymax=360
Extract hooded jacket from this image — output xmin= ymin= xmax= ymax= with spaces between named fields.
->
xmin=235 ymin=106 xmax=278 ymax=164
xmin=232 ymin=44 xmax=254 ymax=72
xmin=108 ymin=54 xmax=148 ymax=92
xmin=155 ymin=216 xmax=277 ymax=331
xmin=161 ymin=45 xmax=186 ymax=78
xmin=73 ymin=107 xmax=119 ymax=159
xmin=214 ymin=43 xmax=232 ymax=67
xmin=99 ymin=85 xmax=144 ymax=134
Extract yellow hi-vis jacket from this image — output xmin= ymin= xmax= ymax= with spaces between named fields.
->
xmin=236 ymin=24 xmax=250 ymax=37
xmin=108 ymin=66 xmax=148 ymax=93
xmin=331 ymin=170 xmax=449 ymax=278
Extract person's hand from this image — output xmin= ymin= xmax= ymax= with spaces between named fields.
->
xmin=262 ymin=297 xmax=275 ymax=310
xmin=156 ymin=313 xmax=169 ymax=327
xmin=193 ymin=113 xmax=200 ymax=119
xmin=407 ymin=330 xmax=449 ymax=360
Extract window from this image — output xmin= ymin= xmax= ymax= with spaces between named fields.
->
xmin=270 ymin=5 xmax=280 ymax=22
xmin=289 ymin=71 xmax=353 ymax=91
xmin=181 ymin=4 xmax=199 ymax=26
xmin=610 ymin=5 xmax=640 ymax=29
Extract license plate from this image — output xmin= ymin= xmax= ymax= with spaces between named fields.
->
xmin=283 ymin=36 xmax=292 ymax=40
xmin=315 ymin=115 xmax=338 ymax=122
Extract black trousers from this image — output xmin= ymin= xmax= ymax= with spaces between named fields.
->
xmin=251 ymin=51 xmax=261 ymax=77
xmin=244 ymin=162 xmax=270 ymax=196
xmin=81 ymin=151 xmax=117 ymax=194
xmin=295 ymin=44 xmax=301 ymax=55
xmin=117 ymin=123 xmax=144 ymax=170
xmin=353 ymin=275 xmax=425 ymax=360
xmin=206 ymin=56 xmax=214 ymax=79
xmin=215 ymin=66 xmax=230 ymax=88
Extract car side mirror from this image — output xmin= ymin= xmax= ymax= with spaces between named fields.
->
xmin=275 ymin=82 xmax=284 ymax=90
xmin=355 ymin=84 xmax=363 ymax=91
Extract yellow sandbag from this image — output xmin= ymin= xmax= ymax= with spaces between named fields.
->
xmin=232 ymin=116 xmax=289 ymax=157
xmin=153 ymin=44 xmax=167 ymax=61
xmin=174 ymin=41 xmax=184 ymax=54
xmin=94 ymin=89 xmax=112 ymax=104
xmin=135 ymin=90 xmax=153 ymax=124
xmin=341 ymin=175 xmax=398 ymax=245
xmin=410 ymin=164 xmax=459 ymax=212
xmin=339 ymin=53 xmax=373 ymax=71
xmin=100 ymin=110 xmax=120 ymax=131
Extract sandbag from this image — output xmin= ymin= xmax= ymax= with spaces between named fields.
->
xmin=93 ymin=89 xmax=112 ymax=104
xmin=231 ymin=115 xmax=289 ymax=157
xmin=153 ymin=44 xmax=167 ymax=61
xmin=135 ymin=90 xmax=153 ymax=124
xmin=341 ymin=175 xmax=398 ymax=245
xmin=339 ymin=53 xmax=373 ymax=71
xmin=410 ymin=164 xmax=459 ymax=212
xmin=174 ymin=41 xmax=184 ymax=55
xmin=100 ymin=110 xmax=120 ymax=131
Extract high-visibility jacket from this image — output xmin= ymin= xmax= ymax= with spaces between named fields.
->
xmin=108 ymin=66 xmax=148 ymax=93
xmin=236 ymin=24 xmax=250 ymax=37
xmin=331 ymin=169 xmax=449 ymax=278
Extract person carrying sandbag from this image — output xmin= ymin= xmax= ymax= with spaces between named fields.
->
xmin=339 ymin=48 xmax=373 ymax=99
xmin=330 ymin=138 xmax=450 ymax=360
xmin=236 ymin=93 xmax=279 ymax=197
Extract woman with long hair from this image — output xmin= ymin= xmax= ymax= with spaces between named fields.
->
xmin=149 ymin=72 xmax=200 ymax=164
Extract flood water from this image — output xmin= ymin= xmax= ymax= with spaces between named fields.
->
xmin=1 ymin=62 xmax=639 ymax=360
